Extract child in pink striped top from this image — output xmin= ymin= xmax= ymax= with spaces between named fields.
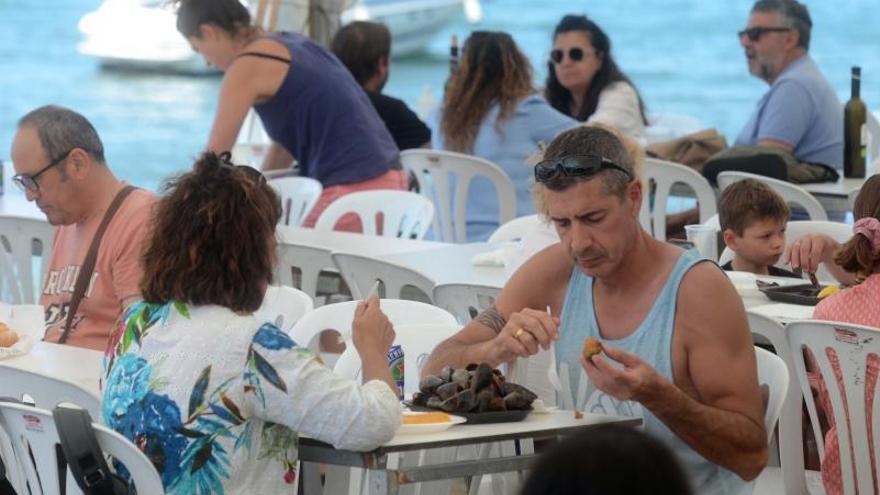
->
xmin=811 ymin=175 xmax=880 ymax=495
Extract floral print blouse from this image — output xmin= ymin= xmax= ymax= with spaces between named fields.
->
xmin=101 ymin=301 xmax=401 ymax=494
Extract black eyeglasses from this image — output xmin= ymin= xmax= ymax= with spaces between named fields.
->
xmin=12 ymin=149 xmax=74 ymax=193
xmin=550 ymin=47 xmax=585 ymax=64
xmin=534 ymin=154 xmax=633 ymax=183
xmin=737 ymin=26 xmax=791 ymax=42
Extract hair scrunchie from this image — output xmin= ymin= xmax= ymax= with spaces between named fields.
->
xmin=853 ymin=217 xmax=880 ymax=254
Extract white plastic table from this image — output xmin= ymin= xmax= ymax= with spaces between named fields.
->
xmin=0 ymin=341 xmax=102 ymax=399
xmin=298 ymin=410 xmax=641 ymax=495
xmin=371 ymin=242 xmax=508 ymax=288
xmin=801 ymin=177 xmax=864 ymax=198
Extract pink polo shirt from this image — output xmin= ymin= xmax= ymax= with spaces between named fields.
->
xmin=41 ymin=188 xmax=155 ymax=351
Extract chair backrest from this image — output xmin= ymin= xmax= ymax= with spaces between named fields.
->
xmin=848 ymin=187 xmax=860 ymax=211
xmin=641 ymin=158 xmax=718 ymax=241
xmin=401 ymin=149 xmax=516 ymax=243
xmin=746 ymin=312 xmax=809 ymax=495
xmin=274 ymin=236 xmax=336 ymax=302
xmin=717 ymin=171 xmax=828 ymax=221
xmin=331 ymin=253 xmax=434 ymax=302
xmin=289 ymin=299 xmax=457 ymax=353
xmin=0 ymin=367 xmax=100 ymax=419
xmin=754 ymin=346 xmax=789 ymax=442
xmin=268 ymin=176 xmax=323 ymax=226
xmin=487 ymin=215 xmax=542 ymax=243
xmin=787 ymin=320 xmax=880 ymax=495
xmin=432 ymin=282 xmax=501 ymax=325
xmin=332 ymin=323 xmax=460 ymax=397
xmin=0 ymin=216 xmax=55 ymax=304
xmin=0 ymin=402 xmax=164 ymax=495
xmin=314 ymin=190 xmax=434 ymax=239
xmin=253 ymin=285 xmax=314 ymax=332
xmin=718 ymin=220 xmax=852 ymax=281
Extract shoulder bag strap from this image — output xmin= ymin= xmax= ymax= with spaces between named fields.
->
xmin=53 ymin=406 xmax=127 ymax=495
xmin=56 ymin=185 xmax=137 ymax=345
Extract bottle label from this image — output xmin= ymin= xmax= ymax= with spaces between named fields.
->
xmin=387 ymin=345 xmax=404 ymax=400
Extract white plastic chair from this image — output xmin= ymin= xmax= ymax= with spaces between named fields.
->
xmin=755 ymin=346 xmax=789 ymax=442
xmin=848 ymin=187 xmax=860 ymax=211
xmin=401 ymin=149 xmax=516 ymax=243
xmin=641 ymin=158 xmax=718 ymax=241
xmin=0 ymin=366 xmax=100 ymax=418
xmin=718 ymin=220 xmax=852 ymax=282
xmin=253 ymin=285 xmax=314 ymax=332
xmin=331 ymin=323 xmax=472 ymax=495
xmin=314 ymin=190 xmax=435 ymax=239
xmin=487 ymin=215 xmax=542 ymax=243
xmin=331 ymin=253 xmax=434 ymax=302
xmin=718 ymin=171 xmax=828 ymax=221
xmin=746 ymin=313 xmax=822 ymax=495
xmin=0 ymin=216 xmax=55 ymax=304
xmin=269 ymin=176 xmax=323 ymax=226
xmin=274 ymin=234 xmax=338 ymax=304
xmin=432 ymin=283 xmax=501 ymax=325
xmin=0 ymin=402 xmax=164 ymax=495
xmin=289 ymin=299 xmax=457 ymax=354
xmin=788 ymin=320 xmax=880 ymax=495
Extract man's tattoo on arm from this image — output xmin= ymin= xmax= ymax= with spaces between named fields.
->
xmin=475 ymin=304 xmax=507 ymax=334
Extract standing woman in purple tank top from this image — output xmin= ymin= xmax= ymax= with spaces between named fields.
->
xmin=171 ymin=0 xmax=405 ymax=230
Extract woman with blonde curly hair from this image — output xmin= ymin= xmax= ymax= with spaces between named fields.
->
xmin=431 ymin=31 xmax=577 ymax=241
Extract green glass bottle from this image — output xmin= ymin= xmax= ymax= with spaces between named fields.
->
xmin=844 ymin=66 xmax=867 ymax=178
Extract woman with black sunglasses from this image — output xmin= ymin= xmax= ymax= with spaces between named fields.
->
xmin=545 ymin=15 xmax=648 ymax=140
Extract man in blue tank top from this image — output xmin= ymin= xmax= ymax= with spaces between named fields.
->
xmin=423 ymin=127 xmax=768 ymax=494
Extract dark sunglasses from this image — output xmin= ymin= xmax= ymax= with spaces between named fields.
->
xmin=534 ymin=154 xmax=633 ymax=183
xmin=550 ymin=47 xmax=584 ymax=64
xmin=217 ymin=151 xmax=266 ymax=185
xmin=737 ymin=26 xmax=791 ymax=42
xmin=12 ymin=148 xmax=75 ymax=193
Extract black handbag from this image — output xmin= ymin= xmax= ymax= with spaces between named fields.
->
xmin=52 ymin=407 xmax=131 ymax=495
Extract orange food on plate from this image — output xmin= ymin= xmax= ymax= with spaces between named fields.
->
xmin=582 ymin=337 xmax=602 ymax=360
xmin=0 ymin=323 xmax=19 ymax=348
xmin=403 ymin=412 xmax=451 ymax=425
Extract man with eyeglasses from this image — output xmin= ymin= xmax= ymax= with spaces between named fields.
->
xmin=734 ymin=0 xmax=842 ymax=169
xmin=9 ymin=105 xmax=156 ymax=351
xmin=423 ymin=126 xmax=767 ymax=494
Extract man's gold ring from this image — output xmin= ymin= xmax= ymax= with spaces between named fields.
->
xmin=514 ymin=328 xmax=525 ymax=339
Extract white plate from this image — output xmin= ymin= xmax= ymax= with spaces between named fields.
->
xmin=398 ymin=413 xmax=466 ymax=435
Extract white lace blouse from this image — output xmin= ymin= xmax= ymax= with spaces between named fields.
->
xmin=586 ymin=81 xmax=646 ymax=140
xmin=101 ymin=301 xmax=401 ymax=494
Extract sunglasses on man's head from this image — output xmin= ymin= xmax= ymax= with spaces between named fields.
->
xmin=550 ymin=47 xmax=585 ymax=64
xmin=737 ymin=26 xmax=791 ymax=42
xmin=534 ymin=154 xmax=633 ymax=183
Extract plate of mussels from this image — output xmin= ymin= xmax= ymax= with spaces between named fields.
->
xmin=407 ymin=363 xmax=538 ymax=424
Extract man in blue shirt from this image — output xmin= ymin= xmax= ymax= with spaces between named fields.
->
xmin=735 ymin=0 xmax=843 ymax=169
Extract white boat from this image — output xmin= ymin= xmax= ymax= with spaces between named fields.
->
xmin=77 ymin=0 xmax=481 ymax=74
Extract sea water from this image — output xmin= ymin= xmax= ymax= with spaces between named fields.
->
xmin=1 ymin=0 xmax=877 ymax=192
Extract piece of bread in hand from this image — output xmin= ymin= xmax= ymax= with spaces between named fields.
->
xmin=582 ymin=337 xmax=603 ymax=360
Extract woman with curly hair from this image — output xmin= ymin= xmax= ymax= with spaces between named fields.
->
xmin=101 ymin=152 xmax=401 ymax=493
xmin=545 ymin=15 xmax=648 ymax=139
xmin=431 ymin=31 xmax=577 ymax=241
